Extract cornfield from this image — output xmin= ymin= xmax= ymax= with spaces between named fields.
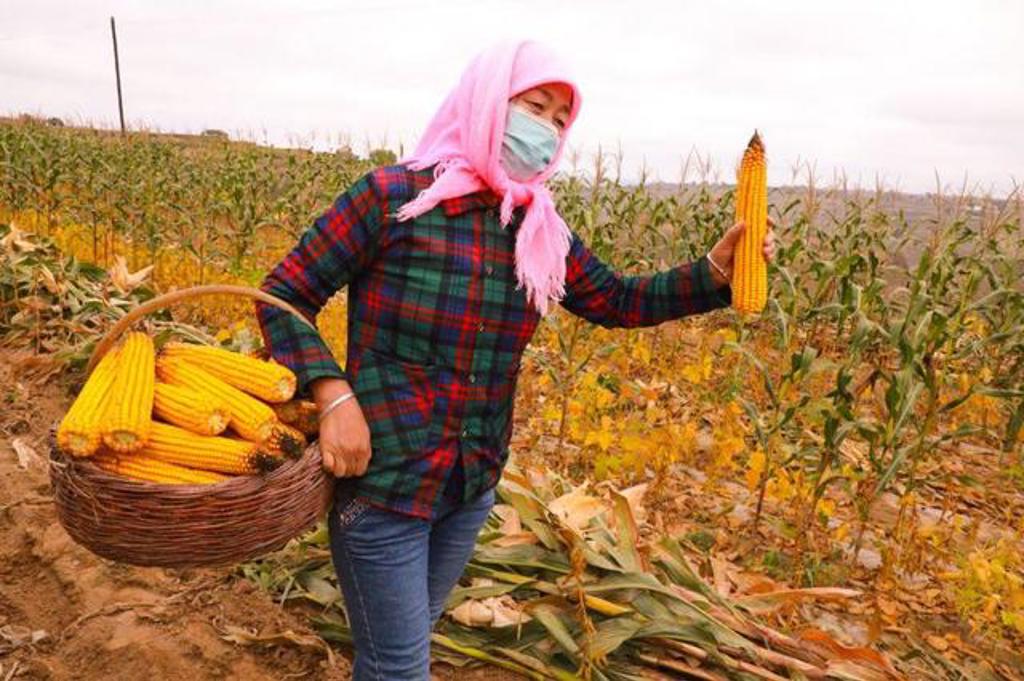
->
xmin=2 ymin=115 xmax=1023 ymax=678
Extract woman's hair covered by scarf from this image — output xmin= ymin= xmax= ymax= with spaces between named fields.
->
xmin=396 ymin=39 xmax=583 ymax=316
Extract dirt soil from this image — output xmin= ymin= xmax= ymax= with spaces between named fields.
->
xmin=0 ymin=353 xmax=516 ymax=681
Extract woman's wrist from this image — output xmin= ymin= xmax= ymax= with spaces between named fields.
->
xmin=319 ymin=391 xmax=357 ymax=422
xmin=311 ymin=377 xmax=353 ymax=410
xmin=706 ymin=253 xmax=731 ymax=288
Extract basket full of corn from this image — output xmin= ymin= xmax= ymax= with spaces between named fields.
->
xmin=48 ymin=285 xmax=332 ymax=568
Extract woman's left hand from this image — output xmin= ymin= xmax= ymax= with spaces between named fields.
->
xmin=706 ymin=216 xmax=777 ymax=288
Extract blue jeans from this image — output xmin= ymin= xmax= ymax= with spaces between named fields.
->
xmin=327 ymin=481 xmax=496 ymax=680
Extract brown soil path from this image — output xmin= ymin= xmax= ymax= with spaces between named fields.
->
xmin=0 ymin=353 xmax=512 ymax=680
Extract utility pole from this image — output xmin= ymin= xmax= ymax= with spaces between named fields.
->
xmin=110 ymin=16 xmax=126 ymax=134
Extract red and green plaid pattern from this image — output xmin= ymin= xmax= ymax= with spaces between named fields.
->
xmin=256 ymin=165 xmax=731 ymax=519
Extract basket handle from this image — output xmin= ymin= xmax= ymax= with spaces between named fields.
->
xmin=86 ymin=284 xmax=317 ymax=374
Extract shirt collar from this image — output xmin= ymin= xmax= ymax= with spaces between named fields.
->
xmin=441 ymin=189 xmax=502 ymax=217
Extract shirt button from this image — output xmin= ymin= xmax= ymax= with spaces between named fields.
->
xmin=461 ymin=427 xmax=469 ymax=438
xmin=468 ymin=373 xmax=477 ymax=384
xmin=485 ymin=265 xmax=494 ymax=275
xmin=477 ymin=322 xmax=485 ymax=332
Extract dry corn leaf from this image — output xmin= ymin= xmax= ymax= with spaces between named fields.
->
xmin=735 ymin=587 xmax=861 ymax=615
xmin=0 ymin=224 xmax=36 ymax=253
xmin=823 ymin=660 xmax=894 ymax=681
xmin=15 ymin=296 xmax=49 ymax=312
xmin=490 ymin=532 xmax=539 ymax=548
xmin=798 ymin=627 xmax=899 ymax=676
xmin=37 ymin=264 xmax=64 ymax=295
xmin=218 ymin=623 xmax=334 ymax=665
xmin=710 ymin=556 xmax=733 ymax=597
xmin=450 ymin=599 xmax=494 ymax=627
xmin=730 ymin=572 xmax=780 ymax=595
xmin=524 ymin=466 xmax=552 ymax=496
xmin=10 ymin=437 xmax=37 ymax=469
xmin=299 ymin=575 xmax=341 ymax=606
xmin=450 ymin=596 xmax=531 ymax=628
xmin=618 ymin=482 xmax=649 ymax=526
xmin=0 ymin=624 xmax=48 ymax=653
xmin=548 ymin=483 xmax=604 ymax=531
xmin=107 ymin=255 xmax=154 ymax=294
xmin=490 ymin=600 xmax=532 ymax=628
xmin=492 ymin=503 xmax=522 ymax=535
xmin=876 ymin=595 xmax=901 ymax=619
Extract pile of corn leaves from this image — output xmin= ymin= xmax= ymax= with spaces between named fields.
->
xmin=243 ymin=464 xmax=901 ymax=680
xmin=0 ymin=222 xmax=211 ymax=370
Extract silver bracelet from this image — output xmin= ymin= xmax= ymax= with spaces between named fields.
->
xmin=319 ymin=391 xmax=356 ymax=422
xmin=706 ymin=253 xmax=730 ymax=282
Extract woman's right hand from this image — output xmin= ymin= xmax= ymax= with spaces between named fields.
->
xmin=311 ymin=378 xmax=372 ymax=477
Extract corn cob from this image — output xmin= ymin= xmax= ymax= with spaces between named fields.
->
xmin=102 ymin=332 xmax=155 ymax=453
xmin=153 ymin=382 xmax=229 ymax=436
xmin=57 ymin=347 xmax=122 ymax=457
xmin=161 ymin=342 xmax=297 ymax=403
xmin=263 ymin=422 xmax=307 ymax=459
xmin=156 ymin=356 xmax=278 ymax=441
xmin=94 ymin=451 xmax=229 ymax=485
xmin=731 ymin=131 xmax=768 ymax=314
xmin=141 ymin=421 xmax=280 ymax=474
xmin=272 ymin=400 xmax=319 ymax=437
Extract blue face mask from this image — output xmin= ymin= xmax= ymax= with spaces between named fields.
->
xmin=500 ymin=103 xmax=560 ymax=181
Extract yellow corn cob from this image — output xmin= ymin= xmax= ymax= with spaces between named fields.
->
xmin=57 ymin=347 xmax=122 ymax=457
xmin=156 ymin=356 xmax=278 ymax=441
xmin=94 ymin=451 xmax=229 ymax=485
xmin=263 ymin=422 xmax=307 ymax=459
xmin=153 ymin=381 xmax=229 ymax=436
xmin=141 ymin=421 xmax=281 ymax=474
xmin=102 ymin=332 xmax=155 ymax=453
xmin=731 ymin=131 xmax=768 ymax=314
xmin=161 ymin=342 xmax=297 ymax=403
xmin=272 ymin=400 xmax=319 ymax=437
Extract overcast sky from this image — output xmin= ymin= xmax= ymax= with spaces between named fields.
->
xmin=2 ymin=0 xmax=1022 ymax=195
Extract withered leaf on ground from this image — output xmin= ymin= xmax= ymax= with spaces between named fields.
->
xmin=217 ymin=623 xmax=335 ymax=665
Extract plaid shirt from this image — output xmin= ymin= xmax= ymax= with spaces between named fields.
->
xmin=256 ymin=164 xmax=731 ymax=520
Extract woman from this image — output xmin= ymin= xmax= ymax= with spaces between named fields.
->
xmin=256 ymin=39 xmax=774 ymax=680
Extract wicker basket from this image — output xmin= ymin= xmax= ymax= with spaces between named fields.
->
xmin=48 ymin=285 xmax=334 ymax=568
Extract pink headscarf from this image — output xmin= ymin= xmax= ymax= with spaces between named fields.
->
xmin=395 ymin=39 xmax=583 ymax=316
